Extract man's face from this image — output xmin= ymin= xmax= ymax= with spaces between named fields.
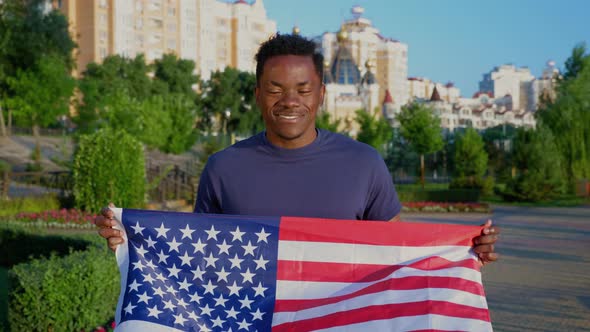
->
xmin=255 ymin=55 xmax=325 ymax=149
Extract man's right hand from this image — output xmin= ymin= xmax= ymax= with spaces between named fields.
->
xmin=95 ymin=203 xmax=124 ymax=251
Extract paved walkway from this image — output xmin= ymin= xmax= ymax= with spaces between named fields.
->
xmin=402 ymin=205 xmax=590 ymax=332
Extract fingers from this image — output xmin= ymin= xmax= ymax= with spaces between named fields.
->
xmin=96 ymin=203 xmax=124 ymax=251
xmin=478 ymin=252 xmax=499 ymax=265
xmin=481 ymin=219 xmax=500 ymax=236
xmin=473 ymin=234 xmax=498 ymax=245
xmin=95 ymin=214 xmax=116 ymax=228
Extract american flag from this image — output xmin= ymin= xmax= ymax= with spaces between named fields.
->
xmin=111 ymin=208 xmax=492 ymax=332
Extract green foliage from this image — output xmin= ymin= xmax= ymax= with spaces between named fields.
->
xmin=6 ymin=55 xmax=75 ymax=128
xmin=450 ymin=176 xmax=495 ymax=196
xmin=0 ymin=159 xmax=9 ymax=173
xmin=153 ymin=53 xmax=199 ymax=96
xmin=397 ymin=103 xmax=444 ymax=155
xmin=504 ymin=127 xmax=566 ymax=201
xmin=0 ymin=224 xmax=93 ymax=267
xmin=396 ymin=189 xmax=481 ymax=203
xmin=355 ymin=109 xmax=392 ymax=155
xmin=8 ymin=243 xmax=118 ymax=331
xmin=316 ymin=111 xmax=342 ymax=132
xmin=454 ymin=128 xmax=488 ymax=178
xmin=73 ymin=128 xmax=146 ymax=212
xmin=536 ymin=44 xmax=590 ymax=190
xmin=482 ymin=124 xmax=517 ymax=181
xmin=203 ymin=68 xmax=263 ymax=136
xmin=0 ymin=195 xmax=60 ymax=218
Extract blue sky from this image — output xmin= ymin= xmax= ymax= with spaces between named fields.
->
xmin=263 ymin=0 xmax=590 ymax=97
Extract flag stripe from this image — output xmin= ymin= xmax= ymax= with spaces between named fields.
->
xmin=272 ymin=300 xmax=491 ymax=332
xmin=272 ymin=287 xmax=488 ymax=326
xmin=274 ymin=275 xmax=485 ymax=312
xmin=277 ymin=240 xmax=474 ymax=265
xmin=276 ymin=257 xmax=480 ymax=282
xmin=276 ymin=266 xmax=483 ymax=300
xmin=311 ymin=314 xmax=493 ymax=332
xmin=280 ymin=217 xmax=481 ymax=246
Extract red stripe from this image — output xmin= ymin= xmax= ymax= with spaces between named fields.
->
xmin=274 ymin=276 xmax=485 ymax=313
xmin=279 ymin=217 xmax=482 ymax=246
xmin=272 ymin=300 xmax=491 ymax=332
xmin=277 ymin=257 xmax=480 ymax=282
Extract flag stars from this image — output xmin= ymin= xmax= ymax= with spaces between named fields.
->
xmin=153 ymin=286 xmax=165 ymax=297
xmin=162 ymin=299 xmax=175 ymax=311
xmin=130 ymin=221 xmax=145 ymax=235
xmin=143 ymin=273 xmax=155 ymax=284
xmin=173 ymin=313 xmax=187 ymax=326
xmin=230 ymin=226 xmax=246 ymax=243
xmin=131 ymin=260 xmax=145 ymax=271
xmin=167 ymin=237 xmax=182 ymax=253
xmin=238 ymin=295 xmax=254 ymax=310
xmin=215 ymin=267 xmax=230 ymax=282
xmin=145 ymin=235 xmax=157 ymax=249
xmin=228 ymin=254 xmax=243 ymax=269
xmin=240 ymin=268 xmax=255 ymax=284
xmin=205 ymin=225 xmax=221 ymax=241
xmin=178 ymin=277 xmax=191 ymax=291
xmin=176 ymin=297 xmax=189 ymax=309
xmin=211 ymin=315 xmax=226 ymax=328
xmin=200 ymin=303 xmax=214 ymax=316
xmin=155 ymin=222 xmax=170 ymax=239
xmin=156 ymin=249 xmax=169 ymax=264
xmin=168 ymin=263 xmax=182 ymax=279
xmin=137 ymin=291 xmax=152 ymax=305
xmin=147 ymin=305 xmax=163 ymax=318
xmin=191 ymin=266 xmax=206 ymax=281
xmin=188 ymin=291 xmax=203 ymax=304
xmin=241 ymin=241 xmax=257 ymax=256
xmin=180 ymin=224 xmax=196 ymax=240
xmin=217 ymin=239 xmax=232 ymax=255
xmin=214 ymin=294 xmax=228 ymax=307
xmin=225 ymin=306 xmax=240 ymax=319
xmin=250 ymin=308 xmax=265 ymax=321
xmin=253 ymin=255 xmax=269 ymax=270
xmin=255 ymin=227 xmax=271 ymax=243
xmin=252 ymin=282 xmax=267 ymax=297
xmin=123 ymin=302 xmax=136 ymax=315
xmin=236 ymin=318 xmax=252 ymax=330
xmin=203 ymin=280 xmax=216 ymax=295
xmin=135 ymin=244 xmax=148 ymax=257
xmin=204 ymin=252 xmax=218 ymax=268
xmin=166 ymin=284 xmax=178 ymax=297
xmin=227 ymin=281 xmax=242 ymax=296
xmin=179 ymin=251 xmax=193 ymax=267
xmin=127 ymin=279 xmax=141 ymax=292
xmin=192 ymin=238 xmax=207 ymax=254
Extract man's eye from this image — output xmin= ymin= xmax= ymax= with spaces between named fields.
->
xmin=267 ymin=90 xmax=281 ymax=94
xmin=299 ymin=90 xmax=312 ymax=95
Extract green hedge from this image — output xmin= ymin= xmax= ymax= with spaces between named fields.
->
xmin=1 ymin=224 xmax=119 ymax=331
xmin=397 ymin=189 xmax=481 ymax=202
xmin=0 ymin=224 xmax=93 ymax=267
xmin=0 ymin=195 xmax=61 ymax=218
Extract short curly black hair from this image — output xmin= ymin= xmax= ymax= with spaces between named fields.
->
xmin=255 ymin=33 xmax=324 ymax=85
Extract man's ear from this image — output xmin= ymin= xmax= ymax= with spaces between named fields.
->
xmin=320 ymin=84 xmax=326 ymax=105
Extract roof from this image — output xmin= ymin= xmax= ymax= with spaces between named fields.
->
xmin=234 ymin=0 xmax=249 ymax=4
xmin=430 ymin=86 xmax=442 ymax=102
xmin=383 ymin=89 xmax=394 ymax=104
xmin=328 ymin=46 xmax=361 ymax=85
xmin=472 ymin=91 xmax=494 ymax=98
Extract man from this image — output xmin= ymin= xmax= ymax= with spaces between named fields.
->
xmin=97 ymin=34 xmax=499 ymax=264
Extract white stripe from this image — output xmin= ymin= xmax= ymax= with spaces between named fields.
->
xmin=278 ymin=240 xmax=474 ymax=265
xmin=312 ymin=314 xmax=493 ymax=332
xmin=276 ymin=266 xmax=482 ymax=300
xmin=115 ymin=320 xmax=184 ymax=332
xmin=112 ymin=208 xmax=130 ymax=326
xmin=272 ymin=288 xmax=489 ymax=327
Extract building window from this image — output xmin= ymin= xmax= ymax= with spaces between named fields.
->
xmin=99 ymin=30 xmax=107 ymax=43
xmin=99 ymin=0 xmax=108 ymax=9
xmin=167 ymin=23 xmax=176 ymax=33
xmin=99 ymin=47 xmax=107 ymax=59
xmin=167 ymin=39 xmax=176 ymax=50
xmin=100 ymin=14 xmax=107 ymax=25
xmin=168 ymin=7 xmax=176 ymax=16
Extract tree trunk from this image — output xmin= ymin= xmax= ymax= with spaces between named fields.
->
xmin=0 ymin=104 xmax=6 ymax=137
xmin=7 ymin=108 xmax=12 ymax=136
xmin=32 ymin=124 xmax=41 ymax=163
xmin=420 ymin=154 xmax=425 ymax=189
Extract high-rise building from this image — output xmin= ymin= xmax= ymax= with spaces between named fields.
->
xmin=478 ymin=64 xmax=535 ymax=111
xmin=54 ymin=0 xmax=276 ymax=78
xmin=318 ymin=6 xmax=409 ymax=108
xmin=408 ymin=77 xmax=460 ymax=103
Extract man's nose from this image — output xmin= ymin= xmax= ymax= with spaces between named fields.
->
xmin=279 ymin=90 xmax=301 ymax=108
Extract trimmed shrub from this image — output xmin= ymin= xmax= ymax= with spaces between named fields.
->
xmin=73 ymin=128 xmax=146 ymax=212
xmin=0 ymin=224 xmax=94 ymax=267
xmin=0 ymin=195 xmax=61 ymax=218
xmin=450 ymin=176 xmax=495 ymax=196
xmin=8 ymin=243 xmax=119 ymax=331
xmin=397 ymin=189 xmax=481 ymax=202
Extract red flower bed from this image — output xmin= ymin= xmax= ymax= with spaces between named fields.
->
xmin=14 ymin=208 xmax=97 ymax=225
xmin=402 ymin=202 xmax=490 ymax=213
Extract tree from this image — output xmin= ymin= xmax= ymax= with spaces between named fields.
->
xmin=537 ymin=44 xmax=590 ymax=190
xmin=355 ymin=109 xmax=392 ymax=156
xmin=6 ymin=55 xmax=75 ymax=161
xmin=454 ymin=128 xmax=488 ymax=178
xmin=0 ymin=0 xmax=75 ymax=136
xmin=397 ymin=103 xmax=444 ymax=188
xmin=504 ymin=126 xmax=566 ymax=201
xmin=153 ymin=53 xmax=199 ymax=96
xmin=316 ymin=111 xmax=342 ymax=133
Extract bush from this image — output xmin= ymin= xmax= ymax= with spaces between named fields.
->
xmin=397 ymin=189 xmax=481 ymax=202
xmin=0 ymin=195 xmax=61 ymax=218
xmin=8 ymin=243 xmax=119 ymax=331
xmin=450 ymin=176 xmax=495 ymax=196
xmin=73 ymin=128 xmax=146 ymax=212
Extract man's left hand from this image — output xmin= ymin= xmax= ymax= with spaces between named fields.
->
xmin=473 ymin=219 xmax=500 ymax=265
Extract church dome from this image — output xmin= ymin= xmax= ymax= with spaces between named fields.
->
xmin=329 ymin=46 xmax=360 ymax=85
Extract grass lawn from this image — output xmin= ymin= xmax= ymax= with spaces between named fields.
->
xmin=395 ymin=183 xmax=449 ymax=191
xmin=0 ymin=266 xmax=8 ymax=330
xmin=482 ymin=194 xmax=588 ymax=207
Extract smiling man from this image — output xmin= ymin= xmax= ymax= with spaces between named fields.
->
xmin=97 ymin=34 xmax=499 ymax=264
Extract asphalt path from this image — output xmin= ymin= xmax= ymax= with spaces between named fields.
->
xmin=402 ymin=205 xmax=590 ymax=332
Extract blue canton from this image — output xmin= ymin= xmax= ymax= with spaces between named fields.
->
xmin=119 ymin=209 xmax=280 ymax=331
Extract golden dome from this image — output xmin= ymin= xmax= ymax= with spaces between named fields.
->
xmin=365 ymin=59 xmax=374 ymax=70
xmin=336 ymin=27 xmax=348 ymax=42
xmin=292 ymin=26 xmax=300 ymax=35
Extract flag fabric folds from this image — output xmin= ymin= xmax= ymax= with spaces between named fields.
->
xmin=111 ymin=208 xmax=492 ymax=332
